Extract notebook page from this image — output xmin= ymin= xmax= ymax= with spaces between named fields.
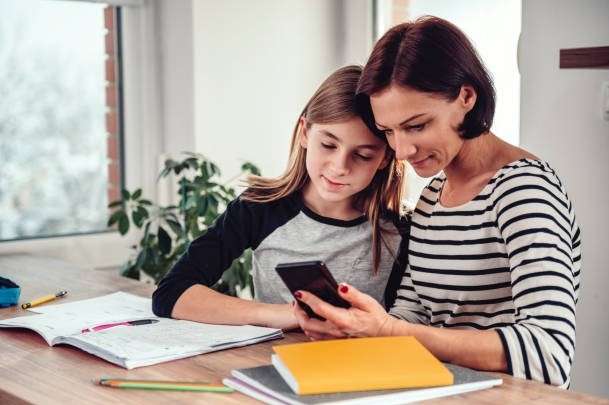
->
xmin=0 ymin=312 xmax=90 ymax=345
xmin=66 ymin=318 xmax=281 ymax=363
xmin=0 ymin=292 xmax=153 ymax=345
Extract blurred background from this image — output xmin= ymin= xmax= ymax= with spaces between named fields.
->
xmin=0 ymin=0 xmax=607 ymax=397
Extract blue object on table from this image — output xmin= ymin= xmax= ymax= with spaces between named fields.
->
xmin=0 ymin=276 xmax=21 ymax=308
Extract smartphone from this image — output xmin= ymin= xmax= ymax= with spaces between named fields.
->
xmin=275 ymin=260 xmax=350 ymax=320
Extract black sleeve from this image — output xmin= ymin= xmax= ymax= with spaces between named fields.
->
xmin=152 ymin=197 xmax=259 ymax=317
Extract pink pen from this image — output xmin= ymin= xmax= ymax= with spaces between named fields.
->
xmin=81 ymin=319 xmax=159 ymax=333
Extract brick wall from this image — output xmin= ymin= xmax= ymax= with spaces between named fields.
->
xmin=104 ymin=6 xmax=121 ymax=205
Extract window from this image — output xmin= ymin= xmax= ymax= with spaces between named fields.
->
xmin=0 ymin=0 xmax=123 ymax=241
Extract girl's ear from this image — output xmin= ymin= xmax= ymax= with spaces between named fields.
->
xmin=299 ymin=117 xmax=309 ymax=149
xmin=459 ymin=85 xmax=477 ymax=113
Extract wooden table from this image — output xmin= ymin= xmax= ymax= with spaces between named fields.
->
xmin=1 ymin=254 xmax=607 ymax=404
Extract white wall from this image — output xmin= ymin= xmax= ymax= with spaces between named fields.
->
xmin=520 ymin=0 xmax=609 ymax=397
xmin=192 ymin=0 xmax=372 ymax=183
xmin=406 ymin=0 xmax=521 ymax=147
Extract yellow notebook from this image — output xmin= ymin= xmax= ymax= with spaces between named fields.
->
xmin=272 ymin=336 xmax=453 ymax=395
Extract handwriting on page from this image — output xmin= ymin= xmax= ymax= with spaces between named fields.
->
xmin=69 ymin=319 xmax=277 ymax=361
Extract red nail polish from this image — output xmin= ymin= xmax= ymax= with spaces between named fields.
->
xmin=340 ymin=284 xmax=349 ymax=294
xmin=294 ymin=291 xmax=302 ymax=299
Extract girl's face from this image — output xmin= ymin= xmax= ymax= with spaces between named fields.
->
xmin=370 ymin=84 xmax=476 ymax=178
xmin=300 ymin=117 xmax=387 ymax=213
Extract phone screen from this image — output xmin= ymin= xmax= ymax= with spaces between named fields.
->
xmin=275 ymin=261 xmax=350 ymax=320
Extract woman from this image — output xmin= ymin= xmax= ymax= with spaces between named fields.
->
xmin=292 ymin=16 xmax=581 ymax=389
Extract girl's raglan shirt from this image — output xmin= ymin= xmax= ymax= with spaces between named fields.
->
xmin=152 ymin=192 xmax=406 ymax=318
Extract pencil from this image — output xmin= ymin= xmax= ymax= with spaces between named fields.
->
xmin=21 ymin=291 xmax=68 ymax=309
xmin=98 ymin=379 xmax=234 ymax=393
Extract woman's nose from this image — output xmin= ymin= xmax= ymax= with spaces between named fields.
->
xmin=392 ymin=135 xmax=417 ymax=160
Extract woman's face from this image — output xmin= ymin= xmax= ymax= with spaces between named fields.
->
xmin=370 ymin=84 xmax=475 ymax=178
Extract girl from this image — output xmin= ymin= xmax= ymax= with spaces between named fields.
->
xmin=293 ymin=17 xmax=581 ymax=388
xmin=152 ymin=65 xmax=408 ymax=331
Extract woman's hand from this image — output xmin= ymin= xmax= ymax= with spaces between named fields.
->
xmin=292 ymin=283 xmax=400 ymax=340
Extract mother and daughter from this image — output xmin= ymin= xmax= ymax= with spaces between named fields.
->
xmin=152 ymin=16 xmax=581 ymax=389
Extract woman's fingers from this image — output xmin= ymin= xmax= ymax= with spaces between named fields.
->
xmin=292 ymin=297 xmax=347 ymax=339
xmin=306 ymin=330 xmax=344 ymax=341
xmin=292 ymin=300 xmax=310 ymax=323
xmin=338 ymin=283 xmax=382 ymax=312
xmin=295 ymin=290 xmax=348 ymax=325
xmin=298 ymin=313 xmax=344 ymax=338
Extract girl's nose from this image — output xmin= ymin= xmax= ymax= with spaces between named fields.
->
xmin=330 ymin=152 xmax=350 ymax=175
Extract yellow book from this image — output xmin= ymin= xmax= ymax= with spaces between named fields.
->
xmin=272 ymin=336 xmax=453 ymax=395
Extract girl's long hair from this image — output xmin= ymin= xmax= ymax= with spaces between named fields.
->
xmin=241 ymin=65 xmax=406 ymax=273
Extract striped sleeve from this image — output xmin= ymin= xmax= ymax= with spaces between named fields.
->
xmin=493 ymin=164 xmax=580 ymax=388
xmin=389 ymin=265 xmax=431 ymax=325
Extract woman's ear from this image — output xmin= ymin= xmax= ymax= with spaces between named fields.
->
xmin=299 ymin=117 xmax=309 ymax=149
xmin=459 ymin=85 xmax=477 ymax=113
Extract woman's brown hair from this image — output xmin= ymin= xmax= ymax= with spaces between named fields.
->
xmin=241 ymin=65 xmax=406 ymax=273
xmin=357 ymin=16 xmax=496 ymax=139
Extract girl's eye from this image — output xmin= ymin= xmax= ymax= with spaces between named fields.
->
xmin=321 ymin=143 xmax=336 ymax=149
xmin=356 ymin=154 xmax=373 ymax=161
xmin=383 ymin=129 xmax=394 ymax=137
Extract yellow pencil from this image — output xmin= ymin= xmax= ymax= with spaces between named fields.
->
xmin=21 ymin=291 xmax=68 ymax=309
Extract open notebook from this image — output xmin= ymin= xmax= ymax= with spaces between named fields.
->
xmin=0 ymin=292 xmax=282 ymax=369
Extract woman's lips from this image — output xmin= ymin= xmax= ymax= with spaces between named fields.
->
xmin=410 ymin=157 xmax=430 ymax=167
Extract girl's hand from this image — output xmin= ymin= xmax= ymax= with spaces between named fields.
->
xmin=292 ymin=283 xmax=399 ymax=340
xmin=261 ymin=303 xmax=300 ymax=331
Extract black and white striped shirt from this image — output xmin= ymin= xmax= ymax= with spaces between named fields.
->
xmin=390 ymin=159 xmax=581 ymax=388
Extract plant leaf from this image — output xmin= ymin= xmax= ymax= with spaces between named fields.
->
xmin=241 ymin=162 xmax=261 ymax=176
xmin=117 ymin=211 xmax=130 ymax=235
xmin=166 ymin=219 xmax=182 ymax=237
xmin=108 ymin=210 xmax=124 ymax=227
xmin=132 ymin=188 xmax=142 ymax=200
xmin=108 ymin=200 xmax=123 ymax=208
xmin=121 ymin=189 xmax=131 ymax=201
xmin=132 ymin=206 xmax=148 ymax=228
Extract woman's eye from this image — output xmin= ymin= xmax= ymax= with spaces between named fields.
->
xmin=321 ymin=143 xmax=336 ymax=149
xmin=406 ymin=123 xmax=426 ymax=132
xmin=383 ymin=129 xmax=394 ymax=137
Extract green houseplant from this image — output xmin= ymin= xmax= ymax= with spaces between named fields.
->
xmin=108 ymin=152 xmax=260 ymax=297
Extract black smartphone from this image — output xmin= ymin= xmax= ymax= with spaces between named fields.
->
xmin=275 ymin=260 xmax=350 ymax=320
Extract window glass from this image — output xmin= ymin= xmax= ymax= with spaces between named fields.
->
xmin=0 ymin=0 xmax=116 ymax=240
